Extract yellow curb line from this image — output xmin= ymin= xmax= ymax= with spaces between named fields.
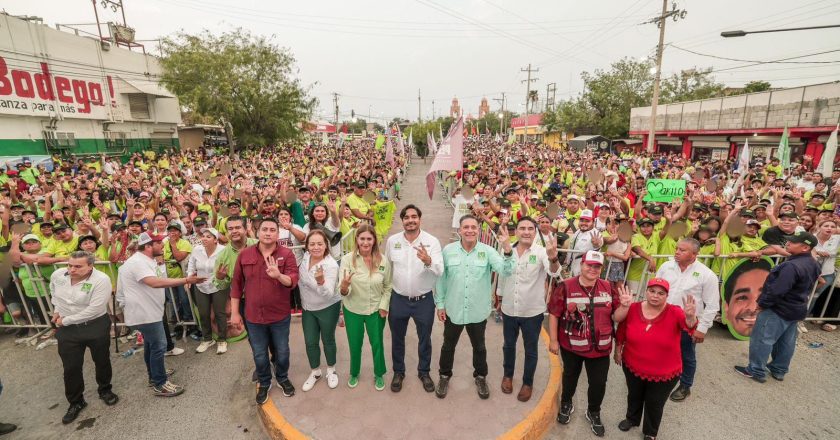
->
xmin=258 ymin=395 xmax=309 ymax=440
xmin=498 ymin=328 xmax=562 ymax=440
xmin=258 ymin=328 xmax=562 ymax=440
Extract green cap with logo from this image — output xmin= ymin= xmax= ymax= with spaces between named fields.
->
xmin=788 ymin=231 xmax=818 ymax=248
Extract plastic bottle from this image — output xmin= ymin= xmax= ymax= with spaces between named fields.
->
xmin=121 ymin=348 xmax=137 ymax=358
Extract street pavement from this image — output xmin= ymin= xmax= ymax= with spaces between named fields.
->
xmin=270 ymin=159 xmax=551 ymax=439
xmin=1 ymin=157 xmax=839 ymax=439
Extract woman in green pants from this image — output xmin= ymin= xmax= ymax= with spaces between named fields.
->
xmin=298 ymin=230 xmax=341 ymax=391
xmin=338 ymin=224 xmax=392 ymax=391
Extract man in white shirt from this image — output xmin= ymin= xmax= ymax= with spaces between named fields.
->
xmin=497 ymin=217 xmax=560 ymax=402
xmin=566 ymin=210 xmax=603 ymax=276
xmin=116 ymin=232 xmax=203 ymax=398
xmin=386 ymin=204 xmax=443 ymax=393
xmin=50 ymin=251 xmax=117 ymax=425
xmin=654 ymin=238 xmax=719 ymax=403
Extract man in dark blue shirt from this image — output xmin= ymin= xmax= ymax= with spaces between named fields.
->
xmin=734 ymin=231 xmax=821 ymax=383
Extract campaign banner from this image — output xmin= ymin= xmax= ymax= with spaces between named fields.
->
xmin=643 ymin=179 xmax=686 ymax=203
xmin=720 ymin=256 xmax=775 ymax=340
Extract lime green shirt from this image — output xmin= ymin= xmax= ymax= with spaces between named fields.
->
xmin=628 ymin=233 xmax=660 ymax=281
xmin=338 ymin=252 xmax=393 ymax=315
xmin=212 ymin=238 xmax=258 ymax=290
xmin=163 ymin=238 xmax=192 ymax=278
xmin=44 ymin=236 xmax=80 ymax=258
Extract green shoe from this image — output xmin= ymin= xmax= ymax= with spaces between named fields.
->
xmin=348 ymin=375 xmax=359 ymax=388
xmin=374 ymin=376 xmax=385 ymax=391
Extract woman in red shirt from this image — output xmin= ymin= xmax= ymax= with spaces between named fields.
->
xmin=614 ymin=278 xmax=697 ymax=440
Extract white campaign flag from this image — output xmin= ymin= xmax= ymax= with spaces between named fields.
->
xmin=819 ymin=125 xmax=839 ymax=176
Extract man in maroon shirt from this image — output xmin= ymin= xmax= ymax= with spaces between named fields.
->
xmin=230 ymin=217 xmax=299 ymax=405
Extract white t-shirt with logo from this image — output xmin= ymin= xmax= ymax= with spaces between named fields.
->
xmin=117 ymin=252 xmax=165 ymax=326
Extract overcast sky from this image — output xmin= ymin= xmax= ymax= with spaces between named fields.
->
xmin=9 ymin=0 xmax=840 ymax=123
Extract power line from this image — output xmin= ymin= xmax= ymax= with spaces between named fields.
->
xmin=708 ymin=48 xmax=840 ymax=73
xmin=668 ymin=44 xmax=840 ymax=64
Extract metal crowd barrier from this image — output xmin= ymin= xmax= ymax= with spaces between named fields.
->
xmin=473 ymin=226 xmax=838 ymax=323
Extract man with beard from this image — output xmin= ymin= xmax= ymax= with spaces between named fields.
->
xmin=385 ymin=205 xmax=443 ymax=393
xmin=116 ymin=233 xmax=203 ymax=397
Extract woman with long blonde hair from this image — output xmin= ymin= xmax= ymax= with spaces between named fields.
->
xmin=337 ymin=224 xmax=393 ymax=390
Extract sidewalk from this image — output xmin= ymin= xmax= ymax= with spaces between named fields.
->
xmin=266 ymin=159 xmax=553 ymax=439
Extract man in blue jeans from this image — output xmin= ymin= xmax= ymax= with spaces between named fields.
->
xmin=497 ymin=217 xmax=560 ymax=402
xmin=230 ymin=218 xmax=299 ymax=405
xmin=735 ymin=231 xmax=821 ymax=382
xmin=0 ymin=378 xmax=17 ymax=436
xmin=116 ymin=232 xmax=204 ymax=397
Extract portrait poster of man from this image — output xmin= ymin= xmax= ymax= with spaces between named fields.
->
xmin=721 ymin=257 xmax=775 ymax=340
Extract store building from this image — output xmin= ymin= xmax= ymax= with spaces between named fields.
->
xmin=510 ymin=113 xmax=564 ymax=147
xmin=629 ymin=82 xmax=840 ymax=166
xmin=0 ymin=13 xmax=180 ymax=160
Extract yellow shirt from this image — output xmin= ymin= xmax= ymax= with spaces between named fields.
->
xmin=44 ymin=236 xmax=80 ymax=258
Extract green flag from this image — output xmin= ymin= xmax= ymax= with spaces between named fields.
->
xmin=375 ymin=134 xmax=385 ymax=150
xmin=779 ymin=124 xmax=790 ymax=170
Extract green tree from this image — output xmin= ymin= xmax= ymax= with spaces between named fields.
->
xmin=743 ymin=80 xmax=772 ymax=93
xmin=579 ymin=57 xmax=653 ymax=138
xmin=160 ymin=28 xmax=315 ymax=148
xmin=660 ymin=68 xmax=724 ymax=103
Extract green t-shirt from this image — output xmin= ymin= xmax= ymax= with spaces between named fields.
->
xmin=44 ymin=236 xmax=80 ymax=258
xmin=628 ymin=233 xmax=660 ymax=281
xmin=163 ymin=238 xmax=192 ymax=278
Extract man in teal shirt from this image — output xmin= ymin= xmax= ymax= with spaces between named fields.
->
xmin=435 ymin=214 xmax=514 ymax=400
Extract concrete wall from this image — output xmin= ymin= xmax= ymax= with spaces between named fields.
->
xmin=630 ymin=82 xmax=840 ymax=132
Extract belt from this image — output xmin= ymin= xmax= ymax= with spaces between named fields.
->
xmin=402 ymin=293 xmax=430 ymax=302
xmin=64 ymin=314 xmax=109 ymax=327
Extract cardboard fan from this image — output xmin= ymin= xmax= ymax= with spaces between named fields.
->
xmin=362 ymin=190 xmax=377 ymax=204
xmin=546 ymin=203 xmax=560 ymax=219
xmin=219 ymin=163 xmax=232 ymax=175
xmin=705 ymin=179 xmax=717 ymax=192
xmin=11 ymin=223 xmax=31 ymax=235
xmin=460 ymin=185 xmax=475 ymax=200
xmin=617 ymin=222 xmax=633 ymax=242
xmin=693 ymin=169 xmax=705 ymax=181
xmin=208 ymin=176 xmax=221 ymax=186
xmin=586 ymin=168 xmax=604 ymax=185
xmin=199 ymin=170 xmax=212 ymax=180
xmin=668 ymin=221 xmax=688 ymax=239
xmin=234 ymin=188 xmax=244 ymax=199
xmin=727 ymin=218 xmax=746 ymax=238
xmin=219 ymin=204 xmax=230 ymax=218
xmin=285 ymin=190 xmax=298 ymax=204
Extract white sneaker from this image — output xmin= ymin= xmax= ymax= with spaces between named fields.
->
xmin=326 ymin=371 xmax=339 ymax=389
xmin=302 ymin=370 xmax=322 ymax=392
xmin=797 ymin=322 xmax=808 ymax=334
xmin=165 ymin=347 xmax=185 ymax=356
xmin=216 ymin=341 xmax=228 ymax=354
xmin=196 ymin=340 xmax=216 ymax=353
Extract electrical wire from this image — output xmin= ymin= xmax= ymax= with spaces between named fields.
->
xmin=668 ymin=44 xmax=840 ymax=64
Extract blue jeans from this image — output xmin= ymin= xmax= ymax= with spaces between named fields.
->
xmin=246 ymin=317 xmax=291 ymax=387
xmin=388 ymin=292 xmax=435 ymax=375
xmin=133 ymin=321 xmax=168 ymax=387
xmin=170 ymin=286 xmax=194 ymax=322
xmin=746 ymin=309 xmax=798 ymax=380
xmin=502 ymin=313 xmax=544 ymax=386
xmin=679 ymin=331 xmax=696 ymax=389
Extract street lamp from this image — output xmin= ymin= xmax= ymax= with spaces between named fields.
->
xmin=721 ymin=24 xmax=840 ymax=38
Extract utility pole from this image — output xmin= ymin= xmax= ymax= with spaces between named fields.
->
xmin=418 ymin=89 xmax=422 ymax=123
xmin=332 ymin=92 xmax=339 ymax=131
xmin=521 ymin=64 xmax=539 ymax=142
xmin=644 ymin=0 xmax=687 ymax=153
xmin=545 ymin=83 xmax=556 ymax=112
xmin=432 ymin=100 xmax=435 ymax=119
xmin=493 ymin=92 xmax=506 ymax=135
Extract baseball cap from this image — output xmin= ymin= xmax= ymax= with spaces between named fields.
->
xmin=778 ymin=211 xmax=799 ymax=219
xmin=354 ymin=180 xmax=367 ymax=188
xmin=139 ymin=191 xmax=151 ymax=199
xmin=580 ymin=209 xmax=594 ymax=220
xmin=788 ymin=231 xmax=818 ymax=248
xmin=647 ymin=278 xmax=670 ymax=292
xmin=137 ymin=232 xmax=163 ymax=246
xmin=21 ymin=234 xmax=41 ymax=243
xmin=194 ymin=216 xmax=208 ymax=226
xmin=582 ymin=250 xmax=604 ymax=266
xmin=202 ymin=227 xmax=220 ymax=239
xmin=53 ymin=223 xmax=71 ymax=232
xmin=648 ymin=205 xmax=664 ymax=215
xmin=638 ymin=217 xmax=655 ymax=226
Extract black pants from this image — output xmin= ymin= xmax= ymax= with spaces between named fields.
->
xmin=56 ymin=314 xmax=113 ymax=405
xmin=623 ymin=366 xmax=678 ymax=437
xmin=559 ymin=348 xmax=610 ymax=413
xmin=439 ymin=318 xmax=487 ymax=378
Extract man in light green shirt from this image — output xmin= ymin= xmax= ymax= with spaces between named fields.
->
xmin=434 ymin=214 xmax=514 ymax=400
xmin=212 ymin=216 xmax=257 ymax=292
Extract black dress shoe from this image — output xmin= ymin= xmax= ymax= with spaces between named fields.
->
xmin=391 ymin=373 xmax=405 ymax=392
xmin=99 ymin=391 xmax=119 ymax=406
xmin=0 ymin=422 xmax=17 ymax=436
xmin=62 ymin=401 xmax=87 ymax=425
xmin=618 ymin=419 xmax=638 ymax=431
xmin=419 ymin=374 xmax=435 ymax=393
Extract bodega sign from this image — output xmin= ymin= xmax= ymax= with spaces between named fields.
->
xmin=0 ymin=55 xmax=113 ymax=119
